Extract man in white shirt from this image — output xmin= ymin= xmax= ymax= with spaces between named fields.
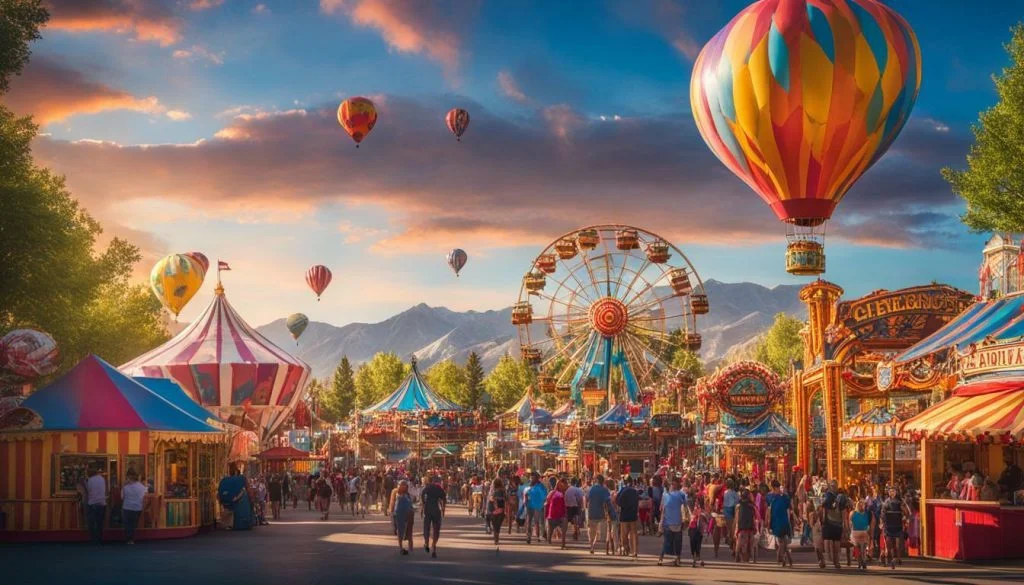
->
xmin=121 ymin=470 xmax=147 ymax=544
xmin=85 ymin=466 xmax=107 ymax=544
xmin=348 ymin=474 xmax=361 ymax=517
xmin=565 ymin=478 xmax=585 ymax=540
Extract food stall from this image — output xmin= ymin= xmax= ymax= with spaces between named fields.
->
xmin=0 ymin=355 xmax=226 ymax=541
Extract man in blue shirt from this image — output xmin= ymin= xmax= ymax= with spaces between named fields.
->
xmin=766 ymin=480 xmax=794 ymax=567
xmin=525 ymin=472 xmax=547 ymax=544
xmin=585 ymin=475 xmax=612 ymax=554
xmin=722 ymin=480 xmax=739 ymax=553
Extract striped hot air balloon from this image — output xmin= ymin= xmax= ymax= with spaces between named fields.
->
xmin=447 ymin=248 xmax=468 ymax=277
xmin=305 ymin=265 xmax=332 ymax=300
xmin=445 ymin=108 xmax=470 ymax=141
xmin=690 ymin=0 xmax=921 ymax=275
xmin=185 ymin=251 xmax=209 ymax=274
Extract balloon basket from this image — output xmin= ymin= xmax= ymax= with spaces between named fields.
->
xmin=785 ymin=240 xmax=826 ymax=275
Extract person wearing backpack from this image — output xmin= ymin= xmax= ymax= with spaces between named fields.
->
xmin=821 ymin=480 xmax=848 ymax=569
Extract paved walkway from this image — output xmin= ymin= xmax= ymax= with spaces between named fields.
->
xmin=3 ymin=503 xmax=1022 ymax=585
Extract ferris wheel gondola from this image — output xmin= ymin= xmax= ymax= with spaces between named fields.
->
xmin=513 ymin=224 xmax=709 ymax=409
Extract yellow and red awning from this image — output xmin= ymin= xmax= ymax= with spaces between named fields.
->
xmin=900 ymin=379 xmax=1024 ymax=443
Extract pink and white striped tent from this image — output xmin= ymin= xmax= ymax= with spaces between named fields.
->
xmin=121 ymin=284 xmax=311 ymax=442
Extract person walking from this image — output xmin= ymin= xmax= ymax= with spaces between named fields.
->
xmin=658 ymin=477 xmax=686 ymax=566
xmin=821 ymin=480 xmax=848 ymax=569
xmin=268 ymin=474 xmax=282 ymax=521
xmin=734 ymin=488 xmax=757 ymax=563
xmin=618 ymin=476 xmax=640 ymax=560
xmin=281 ymin=473 xmax=292 ymax=510
xmin=881 ymin=486 xmax=910 ymax=569
xmin=488 ymin=478 xmax=508 ymax=551
xmin=721 ymin=480 xmax=739 ymax=555
xmin=767 ymin=479 xmax=794 ymax=567
xmin=850 ymin=499 xmax=872 ymax=570
xmin=688 ymin=496 xmax=709 ymax=568
xmin=525 ymin=472 xmax=547 ymax=545
xmin=546 ymin=479 xmax=568 ymax=549
xmin=348 ymin=473 xmax=361 ymax=517
xmin=565 ymin=477 xmax=584 ymax=540
xmin=317 ymin=476 xmax=334 ymax=521
xmin=391 ymin=480 xmax=415 ymax=555
xmin=585 ymin=475 xmax=612 ymax=555
xmin=85 ymin=465 xmax=107 ymax=544
xmin=121 ymin=470 xmax=146 ymax=545
xmin=421 ymin=475 xmax=446 ymax=558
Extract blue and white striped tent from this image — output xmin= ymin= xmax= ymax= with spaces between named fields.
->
xmin=361 ymin=359 xmax=464 ymax=414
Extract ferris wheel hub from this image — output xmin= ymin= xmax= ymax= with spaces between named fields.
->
xmin=589 ymin=297 xmax=629 ymax=337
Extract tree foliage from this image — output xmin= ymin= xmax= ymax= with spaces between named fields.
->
xmin=0 ymin=5 xmax=169 ymax=375
xmin=464 ymin=352 xmax=485 ymax=409
xmin=354 ymin=352 xmax=409 ymax=408
xmin=942 ymin=24 xmax=1024 ymax=232
xmin=753 ymin=313 xmax=805 ymax=377
xmin=425 ymin=359 xmax=467 ymax=405
xmin=484 ymin=354 xmax=534 ymax=411
xmin=320 ymin=356 xmax=356 ymax=422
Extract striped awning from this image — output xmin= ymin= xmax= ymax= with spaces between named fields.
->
xmin=842 ymin=406 xmax=900 ymax=441
xmin=900 ymin=379 xmax=1024 ymax=442
xmin=896 ymin=294 xmax=1024 ymax=364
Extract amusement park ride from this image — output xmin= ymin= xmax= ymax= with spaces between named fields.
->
xmin=513 ymin=224 xmax=708 ymax=412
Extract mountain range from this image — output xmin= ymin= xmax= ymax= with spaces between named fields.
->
xmin=255 ymin=279 xmax=807 ymax=379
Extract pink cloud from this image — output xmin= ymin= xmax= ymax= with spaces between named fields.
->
xmin=497 ymin=70 xmax=528 ymax=103
xmin=44 ymin=0 xmax=183 ymax=46
xmin=612 ymin=0 xmax=704 ymax=61
xmin=172 ymin=45 xmax=226 ymax=65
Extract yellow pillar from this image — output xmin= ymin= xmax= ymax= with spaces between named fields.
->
xmin=823 ymin=362 xmax=844 ymax=481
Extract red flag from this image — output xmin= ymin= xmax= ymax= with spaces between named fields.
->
xmin=218 ymin=261 xmax=231 ymax=271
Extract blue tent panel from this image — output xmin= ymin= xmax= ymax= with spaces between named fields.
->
xmin=362 ymin=361 xmax=464 ymax=414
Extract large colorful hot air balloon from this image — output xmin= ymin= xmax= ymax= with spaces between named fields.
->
xmin=0 ymin=329 xmax=60 ymax=380
xmin=186 ymin=251 xmax=209 ymax=274
xmin=445 ymin=108 xmax=470 ymax=141
xmin=150 ymin=254 xmax=205 ymax=318
xmin=306 ymin=265 xmax=332 ymax=301
xmin=337 ymin=97 xmax=378 ymax=147
xmin=286 ymin=313 xmax=309 ymax=343
xmin=690 ymin=0 xmax=921 ymax=275
xmin=447 ymin=248 xmax=468 ymax=277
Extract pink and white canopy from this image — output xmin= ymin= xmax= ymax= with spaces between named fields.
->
xmin=121 ymin=284 xmax=310 ymax=441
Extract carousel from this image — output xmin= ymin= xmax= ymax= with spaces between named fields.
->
xmin=121 ymin=281 xmax=312 ymax=445
xmin=512 ymin=224 xmax=705 ymax=475
xmin=0 ymin=356 xmax=226 ymax=541
xmin=358 ymin=357 xmax=480 ymax=470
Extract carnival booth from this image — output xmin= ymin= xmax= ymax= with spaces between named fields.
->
xmin=894 ymin=291 xmax=1024 ymax=561
xmin=256 ymin=446 xmax=320 ymax=474
xmin=0 ymin=356 xmax=226 ymax=541
xmin=121 ymin=283 xmax=311 ymax=445
xmin=496 ymin=388 xmax=553 ymax=467
xmin=841 ymin=405 xmax=919 ymax=487
xmin=723 ymin=413 xmax=796 ymax=481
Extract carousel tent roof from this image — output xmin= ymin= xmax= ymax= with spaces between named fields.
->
xmin=257 ymin=446 xmax=314 ymax=460
xmin=727 ymin=412 xmax=796 ymax=441
xmin=896 ymin=294 xmax=1024 ymax=364
xmin=595 ymin=402 xmax=649 ymax=426
xmin=361 ymin=359 xmax=463 ymax=414
xmin=134 ymin=377 xmax=223 ymax=427
xmin=121 ymin=286 xmax=311 ymax=438
xmin=14 ymin=355 xmax=220 ymax=432
xmin=504 ymin=389 xmax=553 ymax=425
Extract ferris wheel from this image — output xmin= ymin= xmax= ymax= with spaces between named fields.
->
xmin=512 ymin=224 xmax=709 ymax=407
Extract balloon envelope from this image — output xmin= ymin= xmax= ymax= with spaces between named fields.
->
xmin=447 ymin=248 xmax=468 ymax=276
xmin=337 ymin=97 xmax=378 ymax=144
xmin=150 ymin=254 xmax=205 ymax=317
xmin=0 ymin=329 xmax=60 ymax=380
xmin=306 ymin=265 xmax=332 ymax=300
xmin=186 ymin=251 xmax=209 ymax=273
xmin=445 ymin=108 xmax=470 ymax=140
xmin=689 ymin=0 xmax=921 ymax=225
xmin=286 ymin=313 xmax=309 ymax=341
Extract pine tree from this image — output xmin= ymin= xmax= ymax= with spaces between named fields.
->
xmin=464 ymin=351 xmax=485 ymax=409
xmin=323 ymin=356 xmax=356 ymax=422
xmin=942 ymin=24 xmax=1024 ymax=232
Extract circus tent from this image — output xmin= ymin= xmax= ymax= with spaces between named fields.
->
xmin=502 ymin=389 xmax=552 ymax=426
xmin=595 ymin=402 xmax=649 ymax=426
xmin=550 ymin=400 xmax=577 ymax=423
xmin=121 ymin=284 xmax=311 ymax=441
xmin=361 ymin=358 xmax=462 ymax=414
xmin=725 ymin=412 xmax=797 ymax=443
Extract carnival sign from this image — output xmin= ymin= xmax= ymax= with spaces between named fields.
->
xmin=960 ymin=340 xmax=1024 ymax=378
xmin=705 ymin=361 xmax=783 ymax=423
xmin=834 ymin=285 xmax=975 ymax=349
xmin=650 ymin=413 xmax=683 ymax=430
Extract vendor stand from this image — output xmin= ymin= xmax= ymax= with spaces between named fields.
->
xmin=0 ymin=355 xmax=226 ymax=541
xmin=841 ymin=405 xmax=919 ymax=487
xmin=257 ymin=445 xmax=319 ymax=474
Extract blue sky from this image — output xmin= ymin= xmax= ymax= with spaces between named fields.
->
xmin=6 ymin=0 xmax=1022 ymax=326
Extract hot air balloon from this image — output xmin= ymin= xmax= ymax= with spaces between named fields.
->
xmin=0 ymin=329 xmax=60 ymax=380
xmin=306 ymin=265 xmax=332 ymax=301
xmin=186 ymin=251 xmax=209 ymax=274
xmin=447 ymin=248 xmax=468 ymax=277
xmin=150 ymin=253 xmax=205 ymax=318
xmin=445 ymin=108 xmax=470 ymax=141
xmin=337 ymin=97 xmax=378 ymax=147
xmin=690 ymin=0 xmax=921 ymax=275
xmin=286 ymin=313 xmax=309 ymax=343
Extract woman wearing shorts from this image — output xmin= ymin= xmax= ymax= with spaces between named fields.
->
xmin=849 ymin=500 xmax=872 ymax=570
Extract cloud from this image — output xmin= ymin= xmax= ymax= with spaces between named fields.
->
xmin=165 ymin=110 xmax=192 ymax=121
xmin=188 ymin=0 xmax=225 ymax=10
xmin=44 ymin=0 xmax=183 ymax=46
xmin=253 ymin=3 xmax=270 ymax=15
xmin=172 ymin=45 xmax=226 ymax=65
xmin=2 ymin=57 xmax=166 ymax=124
xmin=497 ymin=70 xmax=528 ymax=103
xmin=612 ymin=0 xmax=703 ymax=61
xmin=319 ymin=0 xmax=475 ymax=77
xmin=30 ymin=95 xmax=969 ymax=256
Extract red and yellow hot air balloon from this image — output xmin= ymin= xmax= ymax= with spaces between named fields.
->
xmin=690 ymin=0 xmax=921 ymax=275
xmin=337 ymin=97 xmax=378 ymax=147
xmin=445 ymin=108 xmax=470 ymax=141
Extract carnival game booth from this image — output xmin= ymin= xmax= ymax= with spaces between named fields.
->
xmin=359 ymin=358 xmax=480 ymax=473
xmin=841 ymin=406 xmax=919 ymax=488
xmin=0 ymin=356 xmax=226 ymax=541
xmin=722 ymin=412 xmax=796 ymax=481
xmin=256 ymin=446 xmax=319 ymax=474
xmin=121 ymin=283 xmax=312 ymax=445
xmin=894 ymin=291 xmax=1024 ymax=561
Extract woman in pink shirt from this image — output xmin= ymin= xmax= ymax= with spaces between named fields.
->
xmin=546 ymin=479 xmax=569 ymax=549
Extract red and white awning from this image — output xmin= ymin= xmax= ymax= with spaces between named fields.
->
xmin=121 ymin=284 xmax=310 ymax=440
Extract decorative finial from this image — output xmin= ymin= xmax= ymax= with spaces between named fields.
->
xmin=215 ymin=282 xmax=225 ymax=296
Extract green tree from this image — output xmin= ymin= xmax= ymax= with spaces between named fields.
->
xmin=305 ymin=378 xmax=326 ymax=418
xmin=354 ymin=352 xmax=409 ymax=408
xmin=753 ymin=312 xmax=805 ymax=377
xmin=942 ymin=24 xmax=1024 ymax=232
xmin=484 ymin=354 xmax=534 ymax=411
xmin=321 ymin=357 xmax=356 ymax=422
xmin=425 ymin=359 xmax=467 ymax=405
xmin=464 ymin=352 xmax=485 ymax=409
xmin=671 ymin=349 xmax=705 ymax=379
xmin=0 ymin=5 xmax=169 ymax=374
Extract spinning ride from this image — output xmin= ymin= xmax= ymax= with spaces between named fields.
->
xmin=513 ymin=224 xmax=708 ymax=410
